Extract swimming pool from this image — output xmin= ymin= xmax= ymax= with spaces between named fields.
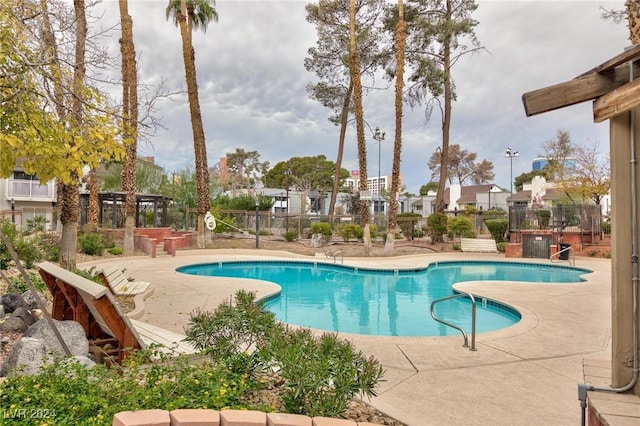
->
xmin=176 ymin=260 xmax=591 ymax=337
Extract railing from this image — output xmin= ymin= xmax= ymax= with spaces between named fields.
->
xmin=430 ymin=292 xmax=477 ymax=351
xmin=6 ymin=179 xmax=56 ymax=201
xmin=325 ymin=249 xmax=343 ymax=264
xmin=550 ymin=244 xmax=575 ymax=266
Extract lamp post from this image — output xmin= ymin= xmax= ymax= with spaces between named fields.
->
xmin=505 ymin=146 xmax=519 ymax=197
xmin=10 ymin=198 xmax=15 ymax=223
xmin=373 ymin=127 xmax=385 ymax=215
xmin=284 ymin=168 xmax=291 ymax=231
xmin=255 ymin=198 xmax=260 ymax=249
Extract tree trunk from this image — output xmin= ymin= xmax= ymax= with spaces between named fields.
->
xmin=178 ymin=0 xmax=210 ymax=248
xmin=349 ymin=0 xmax=370 ymax=256
xmin=328 ymin=80 xmax=353 ymax=221
xmin=434 ymin=0 xmax=453 ymax=216
xmin=88 ymin=167 xmax=99 ymax=227
xmin=59 ymin=0 xmax=87 ymax=270
xmin=627 ymin=0 xmax=640 ymax=44
xmin=119 ymin=0 xmax=138 ymax=254
xmin=384 ymin=0 xmax=406 ymax=257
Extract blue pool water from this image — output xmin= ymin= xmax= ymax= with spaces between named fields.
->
xmin=176 ymin=260 xmax=591 ymax=337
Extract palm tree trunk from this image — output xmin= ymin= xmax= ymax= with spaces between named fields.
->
xmin=349 ymin=0 xmax=371 ymax=256
xmin=59 ymin=0 xmax=87 ymax=270
xmin=384 ymin=0 xmax=406 ymax=256
xmin=119 ymin=0 xmax=139 ymax=254
xmin=328 ymin=80 xmax=353 ymax=222
xmin=627 ymin=0 xmax=640 ymax=43
xmin=88 ymin=167 xmax=99 ymax=227
xmin=178 ymin=0 xmax=210 ymax=248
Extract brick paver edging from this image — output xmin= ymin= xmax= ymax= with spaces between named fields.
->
xmin=112 ymin=408 xmax=384 ymax=426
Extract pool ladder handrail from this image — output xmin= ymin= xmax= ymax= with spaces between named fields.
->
xmin=430 ymin=292 xmax=477 ymax=351
xmin=550 ymin=245 xmax=575 ymax=266
xmin=325 ymin=249 xmax=343 ymax=264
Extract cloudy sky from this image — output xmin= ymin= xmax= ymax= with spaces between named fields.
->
xmin=96 ymin=0 xmax=628 ymax=194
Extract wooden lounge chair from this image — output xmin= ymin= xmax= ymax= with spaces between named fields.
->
xmin=38 ymin=261 xmax=195 ymax=364
xmin=460 ymin=238 xmax=498 ymax=253
xmin=98 ymin=265 xmax=151 ymax=297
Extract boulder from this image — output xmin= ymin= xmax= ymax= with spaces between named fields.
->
xmin=23 ymin=319 xmax=88 ymax=357
xmin=0 ymin=320 xmax=90 ymax=377
xmin=310 ymin=233 xmax=325 ymax=248
xmin=21 ymin=290 xmax=47 ymax=310
xmin=0 ymin=307 xmax=37 ymax=333
xmin=0 ymin=294 xmax=24 ymax=313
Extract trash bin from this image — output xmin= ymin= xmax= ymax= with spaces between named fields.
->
xmin=558 ymin=243 xmax=571 ymax=260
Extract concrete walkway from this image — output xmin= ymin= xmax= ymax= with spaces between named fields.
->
xmin=81 ymin=250 xmax=617 ymax=426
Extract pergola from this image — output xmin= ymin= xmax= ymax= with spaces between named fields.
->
xmin=523 ymin=44 xmax=640 ymax=396
xmin=79 ymin=191 xmax=172 ymax=228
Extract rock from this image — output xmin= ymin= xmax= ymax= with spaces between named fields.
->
xmin=0 ymin=307 xmax=36 ymax=333
xmin=310 ymin=233 xmax=325 ymax=248
xmin=23 ymin=319 xmax=88 ymax=357
xmin=0 ymin=319 xmax=90 ymax=377
xmin=21 ymin=290 xmax=46 ymax=310
xmin=0 ymin=294 xmax=24 ymax=314
xmin=12 ymin=307 xmax=37 ymax=327
xmin=0 ymin=337 xmax=48 ymax=377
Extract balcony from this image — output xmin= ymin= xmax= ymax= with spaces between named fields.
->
xmin=6 ymin=178 xmax=56 ymax=202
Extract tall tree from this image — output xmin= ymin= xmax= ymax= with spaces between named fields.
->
xmin=572 ymin=140 xmax=610 ymax=207
xmin=166 ymin=0 xmax=218 ymax=248
xmin=305 ymin=0 xmax=386 ymax=221
xmin=349 ymin=0 xmax=372 ymax=256
xmin=226 ymin=148 xmax=269 ymax=194
xmin=383 ymin=0 xmax=406 ymax=256
xmin=399 ymin=0 xmax=482 ymax=212
xmin=427 ymin=144 xmax=494 ymax=184
xmin=119 ymin=0 xmax=139 ymax=254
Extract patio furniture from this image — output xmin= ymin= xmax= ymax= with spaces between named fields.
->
xmin=38 ymin=261 xmax=195 ymax=364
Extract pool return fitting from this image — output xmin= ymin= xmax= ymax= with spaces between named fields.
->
xmin=577 ymin=57 xmax=639 ymax=426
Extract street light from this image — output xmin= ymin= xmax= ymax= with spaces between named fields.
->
xmin=373 ymin=127 xmax=385 ymax=214
xmin=505 ymin=146 xmax=519 ymax=197
xmin=255 ymin=197 xmax=260 ymax=249
xmin=10 ymin=198 xmax=15 ymax=223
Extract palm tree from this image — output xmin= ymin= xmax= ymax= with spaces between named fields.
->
xmin=119 ymin=0 xmax=139 ymax=254
xmin=166 ymin=0 xmax=217 ymax=248
xmin=349 ymin=0 xmax=371 ymax=256
xmin=383 ymin=0 xmax=406 ymax=256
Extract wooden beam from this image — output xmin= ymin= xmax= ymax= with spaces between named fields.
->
xmin=577 ymin=44 xmax=640 ymax=77
xmin=522 ymin=64 xmax=640 ymax=117
xmin=593 ymin=78 xmax=640 ymax=122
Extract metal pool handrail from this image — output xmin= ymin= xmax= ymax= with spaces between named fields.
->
xmin=325 ymin=249 xmax=343 ymax=264
xmin=550 ymin=245 xmax=575 ymax=266
xmin=430 ymin=292 xmax=477 ymax=351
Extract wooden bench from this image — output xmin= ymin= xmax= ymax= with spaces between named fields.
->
xmin=38 ymin=261 xmax=195 ymax=363
xmin=460 ymin=238 xmax=498 ymax=253
xmin=98 ymin=265 xmax=151 ymax=296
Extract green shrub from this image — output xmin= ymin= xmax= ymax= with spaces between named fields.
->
xmin=184 ymin=290 xmax=384 ymax=418
xmin=0 ymin=219 xmax=18 ymax=270
xmin=485 ymin=219 xmax=508 ymax=243
xmin=267 ymin=328 xmax=383 ymax=418
xmin=9 ymin=272 xmax=46 ymax=294
xmin=602 ymin=221 xmax=611 ymax=234
xmin=283 ymin=230 xmax=298 ymax=242
xmin=0 ymin=348 xmax=263 ymax=424
xmin=311 ymin=222 xmax=332 ymax=240
xmin=497 ymin=242 xmax=508 ymax=252
xmin=447 ymin=216 xmax=475 ymax=239
xmin=78 ymin=232 xmax=105 ymax=256
xmin=336 ymin=224 xmax=363 ymax=242
xmin=107 ymin=246 xmax=123 ymax=255
xmin=534 ymin=210 xmax=551 ymax=228
xmin=25 ymin=215 xmax=49 ymax=234
xmin=427 ymin=213 xmax=448 ymax=243
xmin=15 ymin=238 xmax=43 ymax=269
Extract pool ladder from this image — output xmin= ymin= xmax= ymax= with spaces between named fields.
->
xmin=325 ymin=249 xmax=343 ymax=264
xmin=430 ymin=292 xmax=477 ymax=351
xmin=550 ymin=245 xmax=575 ymax=266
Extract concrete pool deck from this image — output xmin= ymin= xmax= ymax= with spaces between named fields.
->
xmin=80 ymin=249 xmax=637 ymax=425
